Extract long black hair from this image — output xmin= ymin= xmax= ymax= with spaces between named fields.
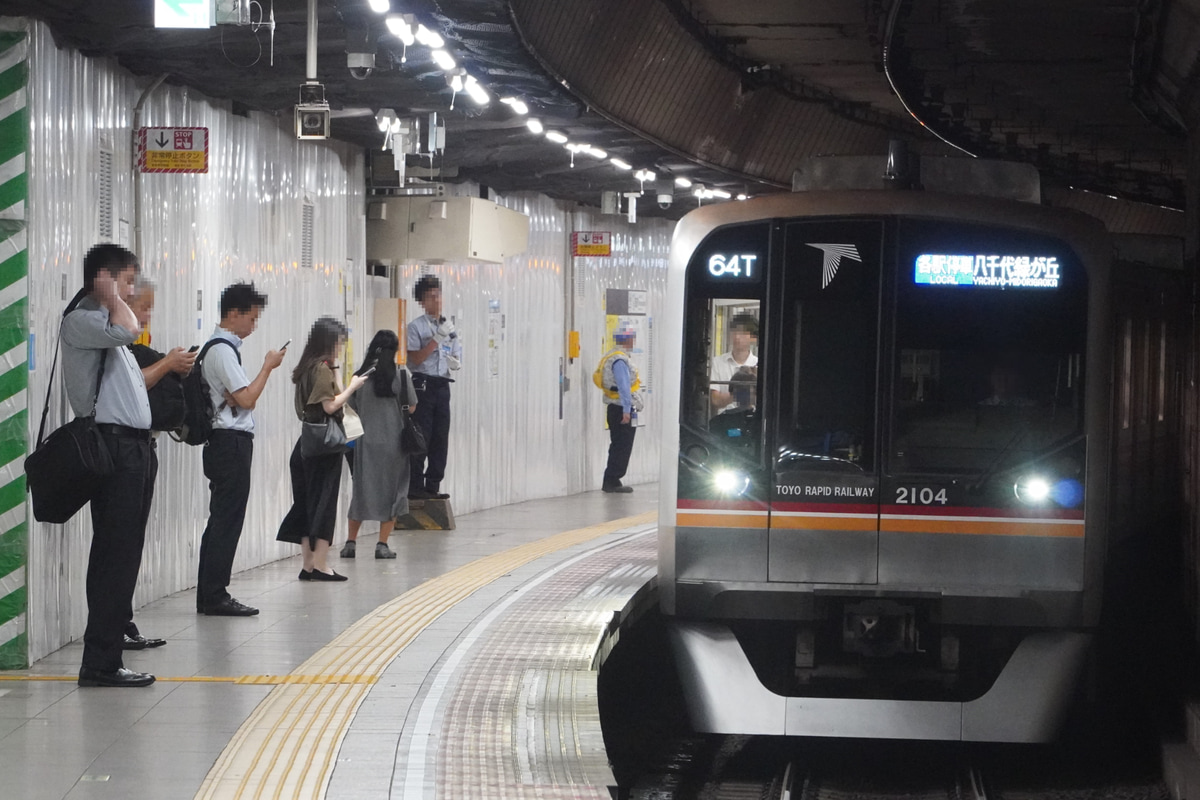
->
xmin=292 ymin=316 xmax=348 ymax=383
xmin=355 ymin=329 xmax=400 ymax=397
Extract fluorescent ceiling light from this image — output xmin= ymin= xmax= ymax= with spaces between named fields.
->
xmin=526 ymin=118 xmax=544 ymax=134
xmin=610 ymin=158 xmax=632 ymax=170
xmin=375 ymin=108 xmax=397 ymax=132
xmin=634 ymin=169 xmax=656 ymax=183
xmin=367 ymin=0 xmax=390 ymax=13
xmin=415 ymin=24 xmax=444 ymax=49
xmin=431 ymin=49 xmax=456 ymax=70
xmin=674 ymin=176 xmax=692 ymax=188
xmin=545 ymin=130 xmax=568 ymax=143
xmin=736 ymin=193 xmax=748 ymax=201
xmin=385 ymin=14 xmax=414 ymax=46
xmin=711 ymin=189 xmax=731 ymax=199
xmin=500 ymin=96 xmax=529 ymax=115
xmin=464 ymin=75 xmax=489 ymax=105
xmin=585 ymin=146 xmax=607 ymax=159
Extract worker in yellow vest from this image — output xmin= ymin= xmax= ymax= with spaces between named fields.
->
xmin=596 ymin=327 xmax=640 ymax=493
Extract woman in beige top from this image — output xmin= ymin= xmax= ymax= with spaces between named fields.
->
xmin=276 ymin=316 xmax=368 ymax=580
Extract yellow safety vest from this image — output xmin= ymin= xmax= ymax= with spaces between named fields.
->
xmin=593 ymin=348 xmax=640 ymax=404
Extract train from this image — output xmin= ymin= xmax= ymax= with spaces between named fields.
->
xmin=656 ymin=154 xmax=1185 ymax=742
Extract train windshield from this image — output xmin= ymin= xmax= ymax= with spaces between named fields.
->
xmin=890 ymin=220 xmax=1088 ymax=476
xmin=681 ymin=223 xmax=769 ymax=466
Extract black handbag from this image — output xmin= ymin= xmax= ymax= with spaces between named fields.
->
xmin=25 ymin=335 xmax=113 ymax=524
xmin=398 ymin=370 xmax=428 ymax=457
xmin=300 ymin=417 xmax=348 ymax=458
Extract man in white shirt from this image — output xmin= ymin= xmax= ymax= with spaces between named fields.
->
xmin=196 ymin=283 xmax=285 ymax=616
xmin=710 ymin=313 xmax=759 ymax=413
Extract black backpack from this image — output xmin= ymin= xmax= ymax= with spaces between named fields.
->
xmin=177 ymin=338 xmax=238 ymax=446
xmin=128 ymin=343 xmax=187 ymax=432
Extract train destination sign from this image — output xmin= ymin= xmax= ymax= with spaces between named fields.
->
xmin=914 ymin=253 xmax=1061 ymax=289
xmin=707 ymin=253 xmax=759 ymax=279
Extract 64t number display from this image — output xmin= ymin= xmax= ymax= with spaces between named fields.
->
xmin=894 ymin=486 xmax=948 ymax=505
xmin=708 ymin=253 xmax=759 ymax=279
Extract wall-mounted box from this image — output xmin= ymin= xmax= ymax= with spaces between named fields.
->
xmin=366 ymin=196 xmax=530 ymax=264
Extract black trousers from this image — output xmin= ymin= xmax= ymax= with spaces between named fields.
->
xmin=603 ymin=403 xmax=636 ymax=488
xmin=198 ymin=430 xmax=253 ymax=609
xmin=409 ymin=375 xmax=451 ymax=493
xmin=82 ymin=431 xmax=153 ymax=672
xmin=123 ymin=440 xmax=158 ymax=639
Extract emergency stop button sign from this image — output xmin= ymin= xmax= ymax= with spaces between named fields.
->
xmin=137 ymin=126 xmax=209 ymax=173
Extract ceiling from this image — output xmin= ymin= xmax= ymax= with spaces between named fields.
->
xmin=2 ymin=0 xmax=1196 ymax=226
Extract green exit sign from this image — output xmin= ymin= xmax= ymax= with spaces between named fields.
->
xmin=154 ymin=0 xmax=214 ymax=29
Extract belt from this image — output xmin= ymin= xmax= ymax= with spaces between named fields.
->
xmin=210 ymin=429 xmax=255 ymax=440
xmin=96 ymin=423 xmax=151 ymax=441
xmin=413 ymin=373 xmax=452 ymax=386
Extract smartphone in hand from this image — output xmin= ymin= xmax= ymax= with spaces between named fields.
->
xmin=188 ymin=345 xmax=200 ymax=353
xmin=363 ymin=365 xmax=377 ymax=376
xmin=280 ymin=339 xmax=291 ymax=351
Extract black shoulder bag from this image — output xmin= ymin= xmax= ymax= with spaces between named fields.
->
xmin=25 ymin=322 xmax=113 ymax=524
xmin=398 ymin=369 xmax=428 ymax=457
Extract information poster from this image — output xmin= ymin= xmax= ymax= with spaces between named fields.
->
xmin=487 ymin=298 xmax=502 ymax=381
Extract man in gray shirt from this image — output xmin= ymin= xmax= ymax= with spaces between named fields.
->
xmin=60 ymin=244 xmax=156 ymax=688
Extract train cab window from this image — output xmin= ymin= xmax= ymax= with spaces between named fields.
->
xmin=891 ymin=221 xmax=1088 ymax=476
xmin=776 ymin=219 xmax=884 ymax=473
xmin=681 ymin=223 xmax=769 ymax=466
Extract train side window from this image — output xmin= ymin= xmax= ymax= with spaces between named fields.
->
xmin=1140 ymin=320 xmax=1151 ymax=425
xmin=1159 ymin=321 xmax=1167 ymax=422
xmin=1121 ymin=319 xmax=1132 ymax=430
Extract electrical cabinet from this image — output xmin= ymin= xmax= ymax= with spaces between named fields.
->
xmin=366 ymin=196 xmax=530 ymax=265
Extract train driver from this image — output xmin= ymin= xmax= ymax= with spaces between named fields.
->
xmin=710 ymin=312 xmax=759 ymax=413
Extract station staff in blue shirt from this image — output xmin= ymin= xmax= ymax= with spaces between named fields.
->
xmin=406 ymin=275 xmax=461 ymax=500
xmin=599 ymin=328 xmax=639 ymax=493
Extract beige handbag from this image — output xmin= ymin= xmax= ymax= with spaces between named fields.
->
xmin=342 ymin=404 xmax=365 ymax=442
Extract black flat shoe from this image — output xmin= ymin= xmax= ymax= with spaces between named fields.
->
xmin=122 ymin=634 xmax=166 ymax=650
xmin=602 ymin=484 xmax=634 ymax=493
xmin=309 ymin=569 xmax=348 ymax=582
xmin=203 ymin=598 xmax=259 ymax=616
xmin=299 ymin=569 xmax=314 ymax=581
xmin=78 ymin=666 xmax=155 ymax=687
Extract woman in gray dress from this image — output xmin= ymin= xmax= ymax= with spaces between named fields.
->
xmin=342 ymin=330 xmax=418 ymax=559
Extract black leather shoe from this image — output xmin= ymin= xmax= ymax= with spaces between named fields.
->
xmin=122 ymin=634 xmax=166 ymax=650
xmin=78 ymin=666 xmax=155 ymax=687
xmin=203 ymin=598 xmax=259 ymax=616
xmin=602 ymin=484 xmax=634 ymax=493
xmin=299 ymin=569 xmax=314 ymax=581
xmin=309 ymin=569 xmax=348 ymax=582
xmin=429 ymin=491 xmax=450 ymax=500
xmin=408 ymin=488 xmax=433 ymax=500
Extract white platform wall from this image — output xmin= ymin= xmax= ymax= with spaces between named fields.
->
xmin=18 ymin=19 xmax=676 ymax=663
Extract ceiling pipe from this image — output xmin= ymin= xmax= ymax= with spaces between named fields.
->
xmin=306 ymin=0 xmax=317 ymax=81
xmin=132 ymin=73 xmax=169 ymax=261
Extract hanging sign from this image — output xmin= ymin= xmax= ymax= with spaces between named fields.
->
xmin=137 ymin=127 xmax=210 ymax=174
xmin=572 ymin=231 xmax=611 ymax=257
xmin=154 ymin=0 xmax=214 ymax=29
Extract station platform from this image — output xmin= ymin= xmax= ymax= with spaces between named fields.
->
xmin=0 ymin=488 xmax=658 ymax=799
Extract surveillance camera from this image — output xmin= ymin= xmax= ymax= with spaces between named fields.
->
xmin=657 ymin=192 xmax=673 ymax=209
xmin=295 ymin=104 xmax=331 ymax=139
xmin=349 ymin=66 xmax=373 ymax=80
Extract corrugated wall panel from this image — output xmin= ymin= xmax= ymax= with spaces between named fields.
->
xmin=17 ymin=18 xmax=678 ymax=664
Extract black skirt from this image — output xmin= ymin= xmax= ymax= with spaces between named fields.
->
xmin=276 ymin=438 xmax=342 ymax=546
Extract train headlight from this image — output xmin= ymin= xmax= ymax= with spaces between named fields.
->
xmin=1013 ymin=475 xmax=1084 ymax=507
xmin=1013 ymin=475 xmax=1051 ymax=504
xmin=713 ymin=469 xmax=749 ymax=496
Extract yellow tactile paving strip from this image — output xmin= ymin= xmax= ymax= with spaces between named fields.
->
xmin=195 ymin=510 xmax=656 ymax=800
